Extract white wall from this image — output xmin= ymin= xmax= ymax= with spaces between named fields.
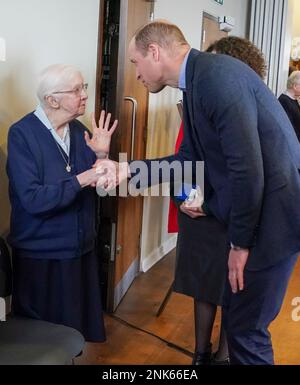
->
xmin=141 ymin=0 xmax=251 ymax=272
xmin=289 ymin=0 xmax=300 ymax=75
xmin=278 ymin=0 xmax=294 ymax=94
xmin=292 ymin=0 xmax=300 ymax=37
xmin=0 ymin=0 xmax=100 ymax=236
xmin=155 ymin=0 xmax=250 ymax=48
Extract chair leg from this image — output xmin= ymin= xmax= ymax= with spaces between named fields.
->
xmin=156 ymin=281 xmax=174 ymax=317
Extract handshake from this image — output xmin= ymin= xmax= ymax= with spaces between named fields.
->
xmin=95 ymin=159 xmax=131 ymax=192
xmin=76 ymin=159 xmax=130 ymax=191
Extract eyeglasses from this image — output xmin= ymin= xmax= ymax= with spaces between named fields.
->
xmin=52 ymin=83 xmax=88 ymax=96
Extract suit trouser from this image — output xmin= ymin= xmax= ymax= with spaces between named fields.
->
xmin=222 ymin=253 xmax=298 ymax=365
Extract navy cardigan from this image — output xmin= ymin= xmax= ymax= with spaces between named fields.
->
xmin=6 ymin=112 xmax=97 ymax=259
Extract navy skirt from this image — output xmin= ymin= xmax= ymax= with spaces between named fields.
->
xmin=11 ymin=250 xmax=106 ymax=342
xmin=174 ymin=211 xmax=229 ymax=306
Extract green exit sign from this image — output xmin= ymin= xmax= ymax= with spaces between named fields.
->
xmin=215 ymin=0 xmax=224 ymax=5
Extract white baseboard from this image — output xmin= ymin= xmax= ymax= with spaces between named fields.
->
xmin=141 ymin=234 xmax=177 ymax=273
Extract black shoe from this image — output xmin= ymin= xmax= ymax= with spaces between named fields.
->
xmin=210 ymin=352 xmax=230 ymax=365
xmin=192 ymin=351 xmax=212 ymax=365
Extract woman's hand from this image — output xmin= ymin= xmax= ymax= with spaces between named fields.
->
xmin=84 ymin=110 xmax=118 ymax=158
xmin=76 ymin=168 xmax=100 ymax=188
xmin=179 ymin=186 xmax=206 ymax=219
xmin=180 ymin=202 xmax=206 ymax=219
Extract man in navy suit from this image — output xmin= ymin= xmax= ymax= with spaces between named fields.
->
xmin=97 ymin=21 xmax=300 ymax=365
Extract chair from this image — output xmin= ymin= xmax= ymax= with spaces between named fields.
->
xmin=0 ymin=237 xmax=85 ymax=365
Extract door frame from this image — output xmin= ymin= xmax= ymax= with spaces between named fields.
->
xmin=94 ymin=0 xmax=150 ymax=312
xmin=201 ymin=11 xmax=228 ymax=52
xmin=94 ymin=0 xmax=121 ymax=312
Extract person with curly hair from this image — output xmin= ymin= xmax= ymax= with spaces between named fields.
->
xmin=206 ymin=36 xmax=267 ymax=80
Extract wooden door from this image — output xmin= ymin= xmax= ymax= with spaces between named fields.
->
xmin=95 ymin=0 xmax=152 ymax=312
xmin=201 ymin=12 xmax=228 ymax=51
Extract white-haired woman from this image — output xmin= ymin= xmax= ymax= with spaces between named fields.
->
xmin=7 ymin=64 xmax=117 ymax=342
xmin=278 ymin=71 xmax=300 ymax=143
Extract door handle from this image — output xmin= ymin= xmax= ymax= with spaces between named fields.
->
xmin=124 ymin=97 xmax=138 ymax=161
xmin=109 ymin=222 xmax=116 ymax=262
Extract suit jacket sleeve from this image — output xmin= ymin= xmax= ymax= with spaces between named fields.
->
xmin=128 ymin=129 xmax=197 ymax=190
xmin=196 ymin=72 xmax=264 ymax=248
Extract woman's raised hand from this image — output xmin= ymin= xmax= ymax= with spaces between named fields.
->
xmin=84 ymin=110 xmax=118 ymax=157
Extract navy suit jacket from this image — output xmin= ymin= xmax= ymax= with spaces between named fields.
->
xmin=133 ymin=49 xmax=300 ymax=270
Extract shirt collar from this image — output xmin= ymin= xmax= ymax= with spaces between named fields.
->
xmin=34 ymin=104 xmax=54 ymax=131
xmin=285 ymin=90 xmax=296 ymax=100
xmin=34 ymin=104 xmax=69 ymax=138
xmin=178 ymin=49 xmax=191 ymax=92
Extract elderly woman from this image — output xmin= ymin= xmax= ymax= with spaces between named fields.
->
xmin=278 ymin=71 xmax=300 ymax=143
xmin=6 ymin=64 xmax=117 ymax=342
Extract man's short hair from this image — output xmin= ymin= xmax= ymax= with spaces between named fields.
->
xmin=134 ymin=20 xmax=189 ymax=56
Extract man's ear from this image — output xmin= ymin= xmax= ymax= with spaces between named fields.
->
xmin=45 ymin=94 xmax=60 ymax=109
xmin=148 ymin=43 xmax=160 ymax=62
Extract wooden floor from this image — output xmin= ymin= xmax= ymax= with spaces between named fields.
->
xmin=76 ymin=251 xmax=300 ymax=365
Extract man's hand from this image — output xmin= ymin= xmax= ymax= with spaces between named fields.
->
xmin=95 ymin=159 xmax=130 ymax=191
xmin=84 ymin=110 xmax=118 ymax=157
xmin=228 ymin=248 xmax=249 ymax=293
xmin=180 ymin=202 xmax=206 ymax=219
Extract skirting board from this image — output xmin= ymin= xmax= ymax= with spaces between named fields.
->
xmin=140 ymin=234 xmax=177 ymax=273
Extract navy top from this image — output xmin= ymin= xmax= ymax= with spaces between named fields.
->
xmin=278 ymin=93 xmax=300 ymax=143
xmin=6 ymin=112 xmax=97 ymax=259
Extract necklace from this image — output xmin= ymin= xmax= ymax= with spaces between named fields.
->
xmin=54 ymin=140 xmax=72 ymax=172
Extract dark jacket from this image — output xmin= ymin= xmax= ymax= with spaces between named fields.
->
xmin=278 ymin=93 xmax=300 ymax=142
xmin=137 ymin=49 xmax=300 ymax=270
xmin=6 ymin=113 xmax=97 ymax=259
